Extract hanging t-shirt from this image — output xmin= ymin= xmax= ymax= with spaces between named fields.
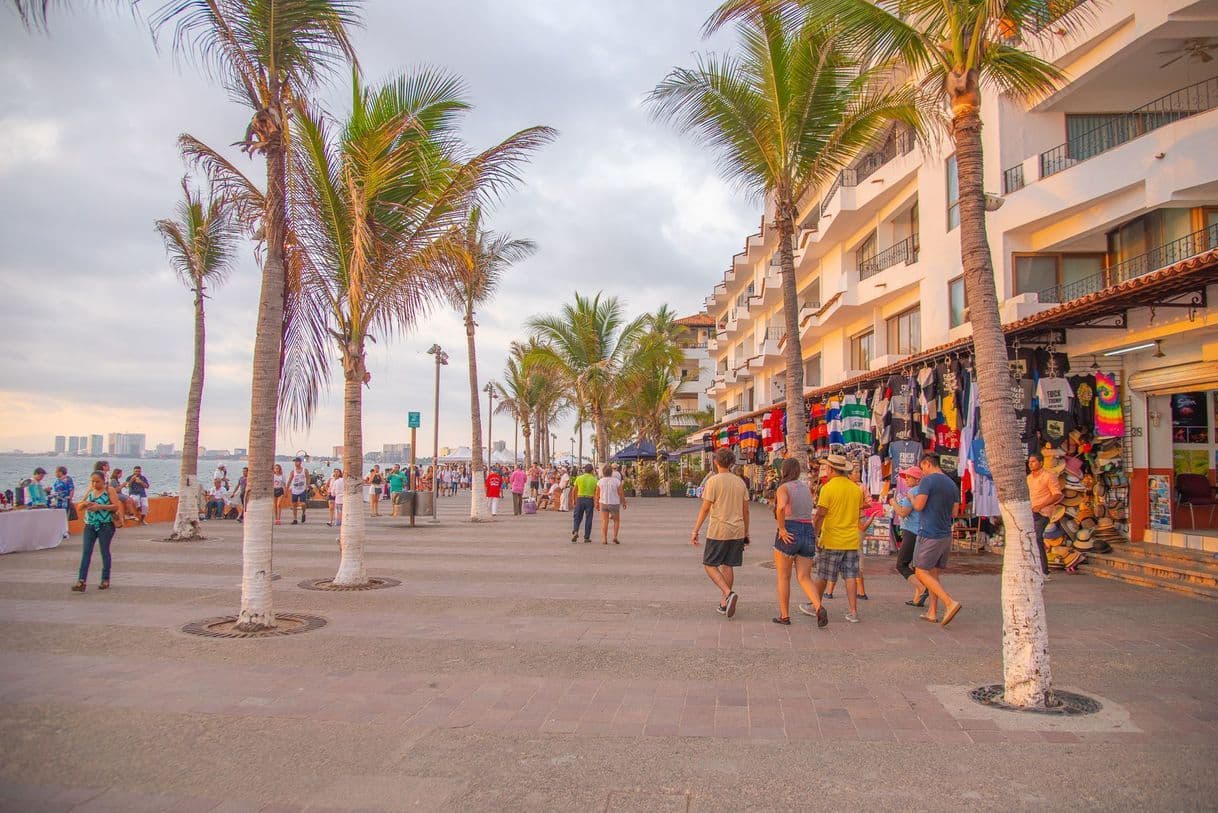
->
xmin=1069 ymin=374 xmax=1096 ymax=435
xmin=808 ymin=401 xmax=827 ymax=449
xmin=889 ymin=440 xmax=923 ymax=486
xmin=738 ymin=420 xmax=760 ymax=454
xmin=916 ymin=367 xmax=938 ymax=434
xmin=1094 ymin=371 xmax=1124 ymax=437
xmin=865 ymin=454 xmax=883 ymax=496
xmin=1009 ymin=376 xmax=1035 ymax=452
xmin=762 ymin=409 xmax=785 ymax=451
xmin=934 ymin=423 xmax=961 ymax=454
xmin=1035 ymin=348 xmax=1071 ymax=379
xmin=826 ymin=398 xmax=845 ymax=446
xmin=871 ymin=392 xmax=891 ymax=451
xmin=1008 ymin=348 xmax=1037 ymax=382
xmin=1036 ymin=377 xmax=1073 ymax=448
xmin=887 ymin=374 xmax=915 ymax=441
xmin=936 ymin=361 xmax=962 ymax=430
xmin=841 ymin=394 xmax=873 ymax=447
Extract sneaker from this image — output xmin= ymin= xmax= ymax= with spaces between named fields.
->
xmin=844 ymin=612 xmax=859 ymax=623
xmin=858 ymin=593 xmax=869 ymax=601
xmin=571 ymin=531 xmax=578 ymax=542
xmin=798 ymin=603 xmax=817 ymax=617
xmin=716 ymin=604 xmax=727 ymax=615
xmin=817 ymin=606 xmax=828 ymax=628
xmin=291 ymin=519 xmax=298 ymax=526
xmin=583 ymin=538 xmax=592 ymax=543
xmin=725 ymin=591 xmax=738 ymax=618
xmin=824 ymin=592 xmax=835 ymax=599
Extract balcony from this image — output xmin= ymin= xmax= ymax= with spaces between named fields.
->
xmin=1037 ymin=223 xmax=1218 ymax=304
xmin=820 ymin=129 xmax=916 ymax=217
xmin=752 ymin=327 xmax=784 ymax=366
xmin=707 ymin=336 xmax=718 ymax=351
xmin=734 ymin=360 xmax=755 ymax=379
xmin=1006 ymin=76 xmax=1218 ymax=187
xmin=858 ymin=234 xmax=919 ymax=281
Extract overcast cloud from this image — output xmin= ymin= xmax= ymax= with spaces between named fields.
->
xmin=0 ymin=0 xmax=755 ymax=455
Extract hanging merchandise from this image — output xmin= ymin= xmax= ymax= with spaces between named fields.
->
xmin=1036 ymin=346 xmax=1071 ymax=379
xmin=727 ymin=423 xmax=740 ymax=448
xmin=937 ymin=359 xmax=962 ymax=430
xmin=702 ymin=432 xmax=714 ymax=453
xmin=715 ymin=426 xmax=729 ymax=449
xmin=1094 ymin=371 xmax=1124 ymax=438
xmin=1069 ymin=373 xmax=1097 ymax=435
xmin=738 ymin=419 xmax=760 ymax=456
xmin=916 ymin=366 xmax=938 ymax=435
xmin=887 ymin=373 xmax=916 ymax=440
xmin=888 ymin=440 xmax=923 ymax=486
xmin=842 ymin=392 xmax=874 ymax=448
xmin=807 ymin=401 xmax=827 ymax=450
xmin=865 ymin=453 xmax=883 ymax=496
xmin=1036 ymin=373 xmax=1074 ymax=449
xmin=826 ymin=397 xmax=845 ymax=447
xmin=761 ymin=408 xmax=785 ymax=451
xmin=870 ymin=385 xmax=891 ymax=452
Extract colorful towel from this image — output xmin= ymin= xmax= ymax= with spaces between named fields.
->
xmin=1094 ymin=372 xmax=1123 ymax=437
xmin=738 ymin=420 xmax=760 ymax=453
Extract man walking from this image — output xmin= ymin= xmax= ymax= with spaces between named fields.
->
xmin=811 ymin=454 xmax=865 ymax=622
xmin=690 ymin=447 xmax=749 ymax=618
xmin=1026 ymin=452 xmax=1060 ymax=578
xmin=910 ymin=454 xmax=963 ymax=626
xmin=288 ymin=457 xmax=309 ymax=525
xmin=509 ymin=464 xmax=528 ymax=515
xmin=570 ymin=464 xmax=598 ymax=543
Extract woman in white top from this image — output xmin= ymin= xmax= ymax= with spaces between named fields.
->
xmin=272 ymin=464 xmax=286 ymax=525
xmin=559 ymin=468 xmax=572 ymax=512
xmin=594 ymin=464 xmax=627 ymax=545
xmin=327 ymin=468 xmax=344 ymax=527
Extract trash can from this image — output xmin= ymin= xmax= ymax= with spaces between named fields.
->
xmin=395 ymin=490 xmax=416 ymax=515
xmin=414 ymin=490 xmax=434 ymax=517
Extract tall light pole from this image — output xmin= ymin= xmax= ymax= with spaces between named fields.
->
xmin=427 ymin=344 xmax=448 ymax=524
xmin=483 ymin=381 xmax=497 ymax=468
xmin=569 ymin=437 xmax=574 ymax=462
xmin=550 ymin=432 xmax=556 ymax=466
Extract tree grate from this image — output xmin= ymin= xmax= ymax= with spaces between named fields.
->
xmin=296 ymin=577 xmax=402 ymax=592
xmin=180 ymin=612 xmax=327 ymax=639
xmin=970 ymin=685 xmax=1102 ymax=715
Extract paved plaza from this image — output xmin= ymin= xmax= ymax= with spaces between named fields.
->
xmin=1 ymin=493 xmax=1217 ymax=811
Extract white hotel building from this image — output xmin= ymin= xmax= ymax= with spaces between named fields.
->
xmin=702 ymin=0 xmax=1218 ymax=550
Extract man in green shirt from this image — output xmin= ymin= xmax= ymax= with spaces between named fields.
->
xmin=388 ymin=466 xmax=407 ymax=517
xmin=571 ymin=464 xmax=599 ymax=543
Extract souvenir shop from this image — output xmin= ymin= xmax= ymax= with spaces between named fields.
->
xmin=704 ymin=327 xmax=1131 ymax=566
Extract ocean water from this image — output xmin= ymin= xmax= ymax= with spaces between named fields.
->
xmin=0 ymin=454 xmax=255 ymax=496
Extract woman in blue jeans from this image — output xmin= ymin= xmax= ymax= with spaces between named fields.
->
xmin=73 ymin=471 xmax=120 ymax=592
xmin=772 ymin=458 xmax=827 ymax=627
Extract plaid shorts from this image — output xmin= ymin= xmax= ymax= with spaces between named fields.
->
xmin=815 ymin=548 xmax=860 ymax=581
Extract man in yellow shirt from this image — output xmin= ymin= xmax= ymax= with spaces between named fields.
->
xmin=812 ymin=454 xmax=865 ymax=623
xmin=571 ymin=464 xmax=599 ymax=543
xmin=690 ymin=447 xmax=750 ymax=618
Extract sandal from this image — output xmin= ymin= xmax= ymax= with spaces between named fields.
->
xmin=919 ymin=613 xmax=937 ymax=623
xmin=71 ymin=580 xmax=85 ymax=592
xmin=772 ymin=616 xmax=791 ymax=625
xmin=905 ymin=591 xmax=928 ymax=608
xmin=98 ymin=580 xmax=109 ymax=590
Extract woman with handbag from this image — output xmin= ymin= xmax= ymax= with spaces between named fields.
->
xmin=73 ymin=471 xmax=122 ymax=592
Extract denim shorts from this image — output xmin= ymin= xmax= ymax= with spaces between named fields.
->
xmin=773 ymin=521 xmax=816 ymax=558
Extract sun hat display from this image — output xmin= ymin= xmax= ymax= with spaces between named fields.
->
xmin=1060 ymin=515 xmax=1080 ymax=539
xmin=1049 ymin=505 xmax=1067 ymax=524
xmin=1064 ymin=456 xmax=1085 ymax=477
xmin=1046 ymin=457 xmax=1067 ymax=475
xmin=1043 ymin=523 xmax=1064 ymax=540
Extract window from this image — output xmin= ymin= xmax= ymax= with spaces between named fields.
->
xmin=948 ymin=276 xmax=967 ymax=328
xmin=850 ymin=330 xmax=874 ymax=371
xmin=946 ymin=154 xmax=960 ymax=230
xmin=804 ymin=354 xmax=821 ymax=389
xmin=855 ymin=231 xmax=878 ymax=275
xmin=1013 ymin=253 xmax=1105 ymax=302
xmin=886 ymin=307 xmax=921 ymax=355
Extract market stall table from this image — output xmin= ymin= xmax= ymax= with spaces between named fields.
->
xmin=0 ymin=509 xmax=69 ymax=554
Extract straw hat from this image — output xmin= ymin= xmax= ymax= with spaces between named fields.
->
xmin=1095 ymin=517 xmax=1115 ymax=530
xmin=826 ymin=453 xmax=853 ymax=473
xmin=1061 ymin=494 xmax=1084 ymax=507
xmin=1064 ymin=456 xmax=1085 ymax=477
xmin=1049 ymin=505 xmax=1067 ymax=524
xmin=1046 ymin=457 xmax=1067 ymax=475
xmin=1044 ymin=523 xmax=1065 ymax=541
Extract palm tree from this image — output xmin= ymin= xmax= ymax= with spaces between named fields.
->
xmin=648 ymin=8 xmax=922 ymax=471
xmin=618 ymin=305 xmax=687 ymax=491
xmin=494 ymin=342 xmax=543 ymax=468
xmin=711 ymin=0 xmax=1087 ymax=708
xmin=290 ymin=71 xmax=555 ymax=585
xmin=8 ymin=0 xmax=131 ymax=30
xmin=445 ymin=209 xmax=538 ymax=519
xmin=155 ymin=178 xmax=242 ymax=541
xmin=528 ymin=293 xmax=647 ymax=464
xmin=151 ymin=0 xmax=360 ymax=630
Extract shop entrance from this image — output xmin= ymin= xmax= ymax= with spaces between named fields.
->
xmin=1166 ymin=389 xmax=1218 ymax=532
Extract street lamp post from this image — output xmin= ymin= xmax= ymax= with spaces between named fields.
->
xmin=550 ymin=432 xmax=556 ymax=466
xmin=427 ymin=344 xmax=448 ymax=524
xmin=569 ymin=437 xmax=574 ymax=461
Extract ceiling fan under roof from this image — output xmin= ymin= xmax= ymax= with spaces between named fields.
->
xmin=1158 ymin=38 xmax=1218 ymax=68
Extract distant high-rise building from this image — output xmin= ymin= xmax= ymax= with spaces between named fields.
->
xmin=382 ymin=443 xmax=411 ymax=464
xmin=107 ymin=433 xmax=146 ymax=458
xmin=493 ymin=440 xmax=506 ymax=453
xmin=54 ymin=436 xmax=66 ymax=454
xmin=155 ymin=443 xmax=175 ymax=457
xmin=68 ymin=436 xmax=80 ymax=455
xmin=76 ymin=436 xmax=88 ymax=455
xmin=89 ymin=435 xmax=103 ymax=457
xmin=332 ymin=445 xmax=344 ymax=459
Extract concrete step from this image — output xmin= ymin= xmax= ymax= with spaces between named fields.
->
xmin=1114 ymin=542 xmax=1218 ymax=567
xmin=1091 ymin=550 xmax=1218 ymax=588
xmin=1083 ymin=561 xmax=1218 ymax=601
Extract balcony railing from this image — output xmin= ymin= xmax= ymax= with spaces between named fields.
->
xmin=820 ymin=129 xmax=916 ymax=216
xmin=1039 ymin=76 xmax=1218 ymax=179
xmin=1002 ymin=164 xmax=1025 ymax=195
xmin=763 ymin=326 xmax=784 ymax=340
xmin=1038 ymin=223 xmax=1218 ymax=304
xmin=858 ymin=234 xmax=919 ymax=281
xmin=1026 ymin=0 xmax=1090 ymax=32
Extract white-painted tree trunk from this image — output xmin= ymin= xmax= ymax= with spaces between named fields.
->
xmin=469 ymin=476 xmax=487 ymax=521
xmin=239 ymin=496 xmax=275 ymax=625
xmin=333 ymin=356 xmax=368 ymax=586
xmin=171 ymin=283 xmax=206 ymax=541
xmin=172 ymin=474 xmax=201 ymax=538
xmin=999 ymin=499 xmax=1052 ymax=705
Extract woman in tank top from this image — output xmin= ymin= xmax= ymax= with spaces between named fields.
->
xmin=772 ymin=457 xmax=827 ymax=627
xmin=73 ymin=471 xmax=121 ymax=592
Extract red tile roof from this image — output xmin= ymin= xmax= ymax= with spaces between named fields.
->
xmin=676 ymin=313 xmax=715 ymax=327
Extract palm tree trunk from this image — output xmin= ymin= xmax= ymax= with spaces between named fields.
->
xmin=952 ymin=86 xmax=1051 ymax=708
xmin=522 ymin=421 xmax=532 ymax=469
xmin=333 ymin=344 xmax=368 ymax=586
xmin=577 ymin=418 xmax=583 ymax=465
xmin=465 ymin=304 xmax=488 ymax=520
xmin=776 ymin=200 xmax=807 ymax=463
xmin=236 ymin=90 xmax=287 ymax=632
xmin=171 ymin=281 xmax=206 ymax=541
xmin=593 ymin=403 xmax=608 ymax=464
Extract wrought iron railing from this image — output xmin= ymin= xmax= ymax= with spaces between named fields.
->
xmin=1038 ymin=223 xmax=1218 ymax=304
xmin=820 ymin=129 xmax=916 ymax=216
xmin=1040 ymin=76 xmax=1218 ymax=179
xmin=858 ymin=234 xmax=919 ymax=280
xmin=1026 ymin=0 xmax=1090 ymax=32
xmin=764 ymin=326 xmax=784 ymax=340
xmin=1002 ymin=164 xmax=1025 ymax=195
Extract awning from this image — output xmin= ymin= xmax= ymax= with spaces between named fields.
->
xmin=1128 ymin=361 xmax=1218 ymax=395
xmin=670 ymin=444 xmax=706 ymax=457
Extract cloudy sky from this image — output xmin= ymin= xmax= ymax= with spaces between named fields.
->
xmin=0 ymin=1 xmax=756 ymax=456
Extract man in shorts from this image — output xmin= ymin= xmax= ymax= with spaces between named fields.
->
xmin=811 ymin=454 xmax=864 ymax=623
xmin=388 ymin=465 xmax=407 ymax=516
xmin=509 ymin=464 xmax=528 ymax=515
xmin=288 ymin=457 xmax=309 ymax=524
xmin=690 ymin=447 xmax=750 ymax=618
xmin=910 ymin=454 xmax=963 ymax=626
xmin=125 ymin=466 xmax=151 ymax=524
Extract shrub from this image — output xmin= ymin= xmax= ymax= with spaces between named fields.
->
xmin=639 ymin=466 xmax=661 ymax=490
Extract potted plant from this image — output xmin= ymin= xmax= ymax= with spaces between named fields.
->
xmin=622 ymin=480 xmax=636 ymax=498
xmin=639 ymin=466 xmax=661 ymax=497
